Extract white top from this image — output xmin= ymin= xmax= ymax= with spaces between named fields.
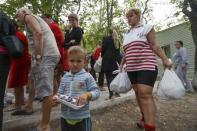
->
xmin=26 ymin=15 xmax=60 ymax=57
xmin=122 ymin=24 xmax=157 ymax=71
xmin=123 ymin=24 xmax=153 ymax=46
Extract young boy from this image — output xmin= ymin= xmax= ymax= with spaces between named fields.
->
xmin=53 ymin=46 xmax=100 ymax=131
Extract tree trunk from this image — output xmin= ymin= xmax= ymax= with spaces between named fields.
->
xmin=110 ymin=0 xmax=114 ymax=28
xmin=106 ymin=0 xmax=110 ymax=32
xmin=191 ymin=26 xmax=197 ymax=71
xmin=106 ymin=0 xmax=114 ymax=32
xmin=182 ymin=0 xmax=197 ymax=72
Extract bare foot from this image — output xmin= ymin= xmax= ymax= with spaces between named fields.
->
xmin=37 ymin=122 xmax=51 ymax=131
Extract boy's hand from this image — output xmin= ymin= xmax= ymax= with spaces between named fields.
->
xmin=76 ymin=93 xmax=92 ymax=106
xmin=52 ymin=95 xmax=60 ymax=107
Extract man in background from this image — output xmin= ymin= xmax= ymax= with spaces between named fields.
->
xmin=173 ymin=40 xmax=194 ymax=93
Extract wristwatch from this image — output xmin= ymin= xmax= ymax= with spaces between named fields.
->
xmin=36 ymin=54 xmax=41 ymax=59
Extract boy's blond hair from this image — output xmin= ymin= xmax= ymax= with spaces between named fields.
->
xmin=126 ymin=7 xmax=141 ymax=19
xmin=68 ymin=46 xmax=86 ymax=58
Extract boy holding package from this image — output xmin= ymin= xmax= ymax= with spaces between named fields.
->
xmin=53 ymin=46 xmax=100 ymax=131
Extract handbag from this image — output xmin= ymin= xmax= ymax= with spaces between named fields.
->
xmin=1 ymin=35 xmax=24 ymax=58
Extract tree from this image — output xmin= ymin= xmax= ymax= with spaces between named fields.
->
xmin=182 ymin=0 xmax=197 ymax=71
xmin=171 ymin=0 xmax=197 ymax=71
xmin=0 ymin=0 xmax=155 ymax=52
xmin=0 ymin=0 xmax=81 ymax=20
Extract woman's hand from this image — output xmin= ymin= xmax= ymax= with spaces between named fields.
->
xmin=119 ymin=64 xmax=123 ymax=72
xmin=163 ymin=59 xmax=172 ymax=69
xmin=119 ymin=56 xmax=125 ymax=72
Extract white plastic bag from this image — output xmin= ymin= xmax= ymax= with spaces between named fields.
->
xmin=110 ymin=71 xmax=132 ymax=93
xmin=157 ymin=69 xmax=185 ymax=99
xmin=93 ymin=56 xmax=102 ymax=72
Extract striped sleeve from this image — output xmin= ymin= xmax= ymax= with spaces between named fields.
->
xmin=86 ymin=73 xmax=100 ymax=101
xmin=58 ymin=75 xmax=67 ymax=95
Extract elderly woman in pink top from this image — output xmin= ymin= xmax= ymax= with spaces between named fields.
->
xmin=120 ymin=8 xmax=172 ymax=131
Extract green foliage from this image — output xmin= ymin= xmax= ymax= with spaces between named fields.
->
xmin=0 ymin=0 xmax=153 ymax=51
xmin=0 ymin=0 xmax=78 ymax=19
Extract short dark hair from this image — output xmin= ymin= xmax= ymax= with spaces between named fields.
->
xmin=42 ymin=14 xmax=52 ymax=18
xmin=176 ymin=41 xmax=183 ymax=46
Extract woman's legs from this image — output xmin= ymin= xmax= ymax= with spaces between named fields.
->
xmin=127 ymin=69 xmax=157 ymax=130
xmin=105 ymin=72 xmax=115 ymax=99
xmin=137 ymin=84 xmax=156 ymax=130
xmin=133 ymin=85 xmax=144 ymax=128
xmin=98 ymin=72 xmax=105 ymax=91
xmin=11 ymin=87 xmax=26 ymax=115
xmin=133 ymin=85 xmax=141 ymax=112
xmin=14 ymin=87 xmax=24 ymax=109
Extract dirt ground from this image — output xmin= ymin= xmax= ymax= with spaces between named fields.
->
xmin=91 ymin=93 xmax=197 ymax=131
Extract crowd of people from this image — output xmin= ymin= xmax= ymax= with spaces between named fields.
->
xmin=0 ymin=6 xmax=194 ymax=131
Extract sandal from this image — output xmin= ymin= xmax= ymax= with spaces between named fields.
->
xmin=4 ymin=106 xmax=16 ymax=112
xmin=14 ymin=110 xmax=34 ymax=115
xmin=11 ymin=110 xmax=25 ymax=116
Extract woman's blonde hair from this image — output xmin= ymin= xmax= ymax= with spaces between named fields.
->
xmin=126 ymin=7 xmax=141 ymax=19
xmin=112 ymin=29 xmax=120 ymax=49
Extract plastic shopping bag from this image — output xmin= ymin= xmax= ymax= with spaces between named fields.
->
xmin=110 ymin=71 xmax=132 ymax=93
xmin=93 ymin=56 xmax=102 ymax=72
xmin=157 ymin=69 xmax=185 ymax=99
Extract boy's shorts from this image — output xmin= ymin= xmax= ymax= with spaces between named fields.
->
xmin=127 ymin=67 xmax=158 ymax=87
xmin=30 ymin=56 xmax=59 ymax=99
xmin=61 ymin=117 xmax=92 ymax=131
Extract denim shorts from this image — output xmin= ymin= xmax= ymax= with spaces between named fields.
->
xmin=30 ymin=56 xmax=60 ymax=98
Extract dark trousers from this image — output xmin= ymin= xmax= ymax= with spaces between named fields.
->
xmin=98 ymin=72 xmax=104 ymax=87
xmin=90 ymin=69 xmax=96 ymax=80
xmin=105 ymin=72 xmax=116 ymax=98
xmin=61 ymin=117 xmax=92 ymax=131
xmin=0 ymin=54 xmax=10 ymax=131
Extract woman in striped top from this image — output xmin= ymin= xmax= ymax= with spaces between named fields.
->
xmin=120 ymin=8 xmax=172 ymax=131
